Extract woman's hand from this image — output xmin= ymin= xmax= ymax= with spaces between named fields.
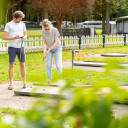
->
xmin=45 ymin=50 xmax=50 ymax=56
xmin=43 ymin=50 xmax=50 ymax=59
xmin=43 ymin=53 xmax=47 ymax=59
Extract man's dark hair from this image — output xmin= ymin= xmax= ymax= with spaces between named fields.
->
xmin=13 ymin=11 xmax=25 ymax=19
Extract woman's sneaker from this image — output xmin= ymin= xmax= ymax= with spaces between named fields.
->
xmin=23 ymin=85 xmax=29 ymax=89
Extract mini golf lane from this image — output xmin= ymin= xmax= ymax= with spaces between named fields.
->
xmin=73 ymin=61 xmax=106 ymax=67
xmin=101 ymin=53 xmax=128 ymax=57
xmin=14 ymin=85 xmax=128 ymax=104
xmin=14 ymin=83 xmax=92 ymax=98
xmin=73 ymin=61 xmax=128 ymax=67
xmin=14 ymin=86 xmax=65 ymax=98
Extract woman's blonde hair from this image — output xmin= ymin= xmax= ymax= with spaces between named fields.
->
xmin=42 ymin=19 xmax=53 ymax=28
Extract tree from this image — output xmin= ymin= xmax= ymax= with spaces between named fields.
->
xmin=106 ymin=1 xmax=110 ymax=35
xmin=94 ymin=0 xmax=107 ymax=34
xmin=48 ymin=0 xmax=93 ymax=35
xmin=93 ymin=0 xmax=128 ymax=34
xmin=6 ymin=0 xmax=24 ymax=22
xmin=93 ymin=0 xmax=113 ymax=34
xmin=26 ymin=0 xmax=49 ymax=20
xmin=0 ymin=0 xmax=9 ymax=27
xmin=110 ymin=0 xmax=128 ymax=18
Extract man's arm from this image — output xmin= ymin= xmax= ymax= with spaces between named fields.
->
xmin=3 ymin=31 xmax=19 ymax=40
xmin=21 ymin=31 xmax=27 ymax=41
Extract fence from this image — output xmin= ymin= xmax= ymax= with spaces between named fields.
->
xmin=0 ymin=34 xmax=128 ymax=54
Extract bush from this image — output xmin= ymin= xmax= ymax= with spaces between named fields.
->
xmin=1 ymin=61 xmax=128 ymax=128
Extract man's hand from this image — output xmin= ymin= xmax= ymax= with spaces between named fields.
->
xmin=14 ymin=35 xmax=19 ymax=39
xmin=21 ymin=37 xmax=25 ymax=41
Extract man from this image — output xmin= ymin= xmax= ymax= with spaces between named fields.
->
xmin=3 ymin=11 xmax=27 ymax=90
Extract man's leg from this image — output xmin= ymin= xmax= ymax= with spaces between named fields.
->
xmin=9 ymin=62 xmax=15 ymax=86
xmin=17 ymin=47 xmax=26 ymax=87
xmin=20 ymin=62 xmax=26 ymax=86
xmin=8 ymin=47 xmax=16 ymax=89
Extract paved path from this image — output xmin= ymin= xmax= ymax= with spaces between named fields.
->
xmin=1 ymin=80 xmax=128 ymax=118
xmin=0 ymin=81 xmax=40 ymax=110
xmin=0 ymin=60 xmax=128 ymax=118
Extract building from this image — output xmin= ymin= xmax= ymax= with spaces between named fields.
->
xmin=116 ymin=16 xmax=128 ymax=34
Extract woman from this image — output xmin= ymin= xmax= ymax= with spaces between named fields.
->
xmin=42 ymin=19 xmax=62 ymax=83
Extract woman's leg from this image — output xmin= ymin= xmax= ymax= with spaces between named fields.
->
xmin=54 ymin=47 xmax=62 ymax=74
xmin=46 ymin=51 xmax=53 ymax=80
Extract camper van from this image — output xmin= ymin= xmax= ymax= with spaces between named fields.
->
xmin=77 ymin=21 xmax=116 ymax=33
xmin=82 ymin=21 xmax=102 ymax=28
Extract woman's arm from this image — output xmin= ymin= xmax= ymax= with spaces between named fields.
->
xmin=49 ymin=37 xmax=58 ymax=51
xmin=43 ymin=39 xmax=47 ymax=58
xmin=45 ymin=37 xmax=58 ymax=56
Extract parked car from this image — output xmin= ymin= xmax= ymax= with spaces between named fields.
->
xmin=22 ymin=21 xmax=38 ymax=28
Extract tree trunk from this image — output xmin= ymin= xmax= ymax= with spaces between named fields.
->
xmin=5 ymin=2 xmax=9 ymax=24
xmin=44 ymin=7 xmax=48 ymax=19
xmin=106 ymin=2 xmax=110 ymax=35
xmin=66 ymin=17 xmax=68 ymax=28
xmin=74 ymin=16 xmax=77 ymax=27
xmin=0 ymin=10 xmax=2 ymax=26
xmin=56 ymin=18 xmax=63 ymax=36
xmin=37 ymin=14 xmax=40 ymax=28
xmin=26 ymin=10 xmax=29 ymax=21
xmin=102 ymin=10 xmax=106 ymax=34
xmin=11 ymin=8 xmax=14 ymax=19
xmin=18 ymin=3 xmax=21 ymax=10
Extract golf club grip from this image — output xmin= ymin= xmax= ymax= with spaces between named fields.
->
xmin=21 ymin=41 xmax=23 ymax=48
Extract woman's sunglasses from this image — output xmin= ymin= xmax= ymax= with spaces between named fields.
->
xmin=45 ymin=29 xmax=50 ymax=31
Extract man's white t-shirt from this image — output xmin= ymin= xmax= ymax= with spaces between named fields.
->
xmin=4 ymin=21 xmax=27 ymax=48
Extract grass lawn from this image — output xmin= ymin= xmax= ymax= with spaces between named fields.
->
xmin=95 ymin=29 xmax=102 ymax=35
xmin=1 ymin=46 xmax=128 ymax=127
xmin=0 ymin=28 xmax=42 ymax=38
xmin=1 ymin=45 xmax=128 ymax=85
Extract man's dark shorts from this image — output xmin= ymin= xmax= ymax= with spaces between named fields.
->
xmin=8 ymin=47 xmax=26 ymax=63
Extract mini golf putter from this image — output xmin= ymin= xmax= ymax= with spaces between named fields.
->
xmin=38 ymin=58 xmax=45 ymax=72
xmin=20 ymin=41 xmax=23 ymax=61
xmin=35 ymin=58 xmax=45 ymax=78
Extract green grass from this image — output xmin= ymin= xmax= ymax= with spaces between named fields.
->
xmin=0 ymin=107 xmax=23 ymax=115
xmin=95 ymin=29 xmax=102 ymax=35
xmin=1 ymin=45 xmax=128 ymax=85
xmin=1 ymin=46 xmax=128 ymax=127
xmin=0 ymin=28 xmax=42 ymax=38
